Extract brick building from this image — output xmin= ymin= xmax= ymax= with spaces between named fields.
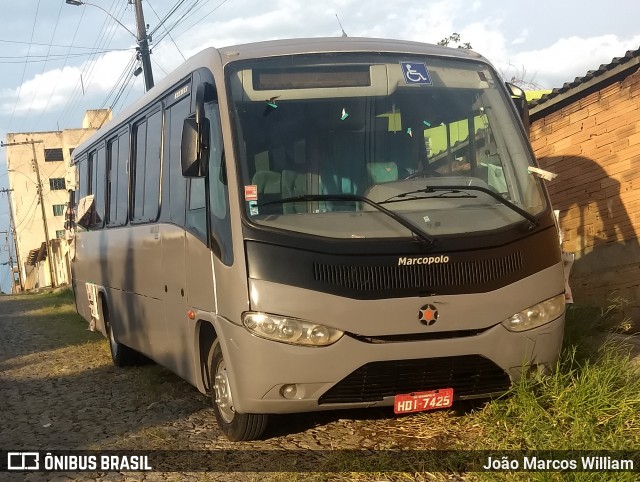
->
xmin=529 ymin=48 xmax=640 ymax=316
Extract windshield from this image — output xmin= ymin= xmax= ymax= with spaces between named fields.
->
xmin=228 ymin=53 xmax=546 ymax=239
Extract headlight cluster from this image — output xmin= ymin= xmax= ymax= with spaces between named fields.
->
xmin=242 ymin=312 xmax=344 ymax=346
xmin=502 ymin=294 xmax=565 ymax=332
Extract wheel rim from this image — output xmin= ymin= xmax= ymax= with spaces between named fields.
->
xmin=213 ymin=358 xmax=235 ymax=423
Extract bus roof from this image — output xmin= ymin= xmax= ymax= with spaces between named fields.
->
xmin=215 ymin=37 xmax=483 ymax=63
xmin=72 ymin=37 xmax=486 ymax=160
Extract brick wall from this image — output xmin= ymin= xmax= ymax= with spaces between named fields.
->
xmin=530 ymin=67 xmax=640 ymax=310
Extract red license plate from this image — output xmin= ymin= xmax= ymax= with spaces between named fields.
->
xmin=393 ymin=388 xmax=454 ymax=414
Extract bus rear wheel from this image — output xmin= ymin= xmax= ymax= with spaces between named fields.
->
xmin=209 ymin=340 xmax=268 ymax=441
xmin=100 ymin=301 xmax=139 ymax=367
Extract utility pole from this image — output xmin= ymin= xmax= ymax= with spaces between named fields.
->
xmin=0 ymin=230 xmax=15 ymax=293
xmin=1 ymin=139 xmax=56 ymax=288
xmin=133 ymin=0 xmax=154 ymax=91
xmin=65 ymin=0 xmax=154 ymax=91
xmin=0 ymin=188 xmax=24 ymax=292
xmin=29 ymin=140 xmax=58 ymax=288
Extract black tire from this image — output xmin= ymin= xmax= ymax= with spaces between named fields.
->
xmin=99 ymin=300 xmax=139 ymax=367
xmin=209 ymin=340 xmax=268 ymax=441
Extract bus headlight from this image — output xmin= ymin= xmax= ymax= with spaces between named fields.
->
xmin=242 ymin=312 xmax=344 ymax=346
xmin=502 ymin=294 xmax=565 ymax=332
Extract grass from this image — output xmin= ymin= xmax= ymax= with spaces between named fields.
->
xmin=464 ymin=304 xmax=640 ymax=481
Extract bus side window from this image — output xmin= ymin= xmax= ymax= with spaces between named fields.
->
xmin=78 ymin=157 xmax=88 ymax=200
xmin=92 ymin=145 xmax=106 ymax=228
xmin=163 ymin=96 xmax=190 ymax=226
xmin=106 ymin=131 xmax=130 ymax=226
xmin=186 ymin=178 xmax=206 ymax=241
xmin=132 ymin=109 xmax=162 ymax=223
xmin=207 ymin=102 xmax=233 ymax=265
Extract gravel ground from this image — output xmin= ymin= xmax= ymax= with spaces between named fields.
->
xmin=0 ymin=293 xmax=474 ymax=482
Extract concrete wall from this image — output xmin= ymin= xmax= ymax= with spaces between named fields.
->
xmin=530 ymin=67 xmax=640 ymax=315
xmin=6 ymin=123 xmax=100 ymax=290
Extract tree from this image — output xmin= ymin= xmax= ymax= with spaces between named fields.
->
xmin=437 ymin=33 xmax=472 ymax=49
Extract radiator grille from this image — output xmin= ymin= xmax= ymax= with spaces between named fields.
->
xmin=313 ymin=252 xmax=522 ymax=291
xmin=318 ymin=355 xmax=511 ymax=404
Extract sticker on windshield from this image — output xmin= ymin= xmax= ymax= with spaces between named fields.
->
xmin=245 ymin=185 xmax=258 ymax=201
xmin=400 ymin=62 xmax=432 ymax=85
xmin=248 ymin=201 xmax=259 ymax=216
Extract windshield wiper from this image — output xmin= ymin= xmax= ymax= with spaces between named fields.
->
xmin=259 ymin=193 xmax=437 ymax=248
xmin=379 ymin=185 xmax=538 ymax=228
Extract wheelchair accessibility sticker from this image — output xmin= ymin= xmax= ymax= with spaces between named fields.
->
xmin=400 ymin=62 xmax=432 ymax=85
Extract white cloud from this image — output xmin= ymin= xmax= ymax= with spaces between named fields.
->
xmin=0 ymin=50 xmax=136 ymax=117
xmin=512 ymin=28 xmax=529 ymax=45
xmin=502 ymin=34 xmax=640 ymax=88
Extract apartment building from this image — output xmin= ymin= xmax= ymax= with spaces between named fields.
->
xmin=6 ymin=109 xmax=111 ymax=290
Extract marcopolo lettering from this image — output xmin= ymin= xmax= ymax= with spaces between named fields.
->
xmin=398 ymin=255 xmax=450 ymax=266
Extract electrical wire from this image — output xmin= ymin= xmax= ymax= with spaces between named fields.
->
xmin=14 ymin=196 xmax=39 ymax=231
xmin=151 ymin=57 xmax=168 ymax=77
xmin=152 ymin=0 xmax=203 ymax=47
xmin=57 ymin=0 xmax=131 ymax=128
xmin=156 ymin=0 xmax=231 ymax=48
xmin=0 ymin=38 xmax=123 ymax=50
xmin=98 ymin=53 xmax=138 ymax=111
xmin=148 ymin=0 xmax=188 ymax=37
xmin=109 ymin=60 xmax=138 ymax=113
xmin=147 ymin=0 xmax=186 ymax=61
xmin=7 ymin=0 xmax=43 ymax=132
xmin=16 ymin=0 xmax=65 ymax=131
xmin=0 ymin=49 xmax=132 ymax=62
xmin=57 ymin=0 xmax=129 ymax=126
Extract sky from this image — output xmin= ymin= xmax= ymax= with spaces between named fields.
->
xmin=0 ymin=0 xmax=639 ymax=292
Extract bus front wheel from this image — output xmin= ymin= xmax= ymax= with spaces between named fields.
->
xmin=209 ymin=340 xmax=268 ymax=441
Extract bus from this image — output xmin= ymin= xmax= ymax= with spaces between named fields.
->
xmin=68 ymin=37 xmax=565 ymax=441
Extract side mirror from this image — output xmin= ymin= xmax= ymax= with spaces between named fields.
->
xmin=181 ymin=82 xmax=212 ymax=177
xmin=506 ymin=82 xmax=530 ymax=136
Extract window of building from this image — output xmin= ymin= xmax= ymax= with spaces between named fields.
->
xmin=56 ymin=230 xmax=65 ymax=239
xmin=45 ymin=148 xmax=64 ymax=162
xmin=49 ymin=178 xmax=66 ymax=190
xmin=52 ymin=204 xmax=65 ymax=216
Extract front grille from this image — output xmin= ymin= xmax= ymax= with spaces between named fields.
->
xmin=313 ymin=252 xmax=522 ymax=292
xmin=318 ymin=355 xmax=511 ymax=404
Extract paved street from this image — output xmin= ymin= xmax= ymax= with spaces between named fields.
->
xmin=0 ymin=293 xmax=468 ymax=481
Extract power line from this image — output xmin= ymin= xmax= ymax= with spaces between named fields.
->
xmin=0 ymin=49 xmax=132 ymax=62
xmin=157 ymin=0 xmax=231 ymax=48
xmin=0 ymin=38 xmax=128 ymax=50
xmin=58 ymin=0 xmax=129 ymax=126
xmin=154 ymin=0 xmax=205 ymax=46
xmin=57 ymin=0 xmax=130 ymax=128
xmin=7 ymin=0 xmax=43 ymax=132
xmin=114 ymin=71 xmax=142 ymax=115
xmin=147 ymin=0 xmax=186 ymax=61
xmin=99 ymin=53 xmax=138 ymax=111
xmin=148 ymin=0 xmax=188 ymax=37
